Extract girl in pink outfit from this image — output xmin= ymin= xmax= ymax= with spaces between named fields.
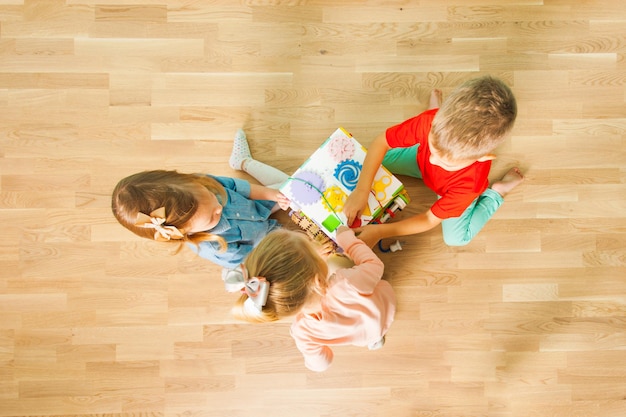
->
xmin=228 ymin=226 xmax=396 ymax=372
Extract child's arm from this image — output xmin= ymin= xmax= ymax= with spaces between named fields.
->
xmin=335 ymin=226 xmax=384 ymax=295
xmin=342 ymin=132 xmax=391 ymax=226
xmin=356 ymin=209 xmax=443 ymax=248
xmin=248 ymin=183 xmax=290 ymax=210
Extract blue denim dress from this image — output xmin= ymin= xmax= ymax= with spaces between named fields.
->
xmin=188 ymin=175 xmax=280 ymax=268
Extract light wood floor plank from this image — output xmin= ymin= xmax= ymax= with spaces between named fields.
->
xmin=1 ymin=1 xmax=626 ymax=416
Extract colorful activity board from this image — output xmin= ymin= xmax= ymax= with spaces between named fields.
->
xmin=280 ymin=127 xmax=410 ymax=244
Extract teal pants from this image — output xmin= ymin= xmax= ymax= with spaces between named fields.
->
xmin=382 ymin=145 xmax=503 ymax=246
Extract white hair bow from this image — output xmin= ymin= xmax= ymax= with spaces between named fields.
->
xmin=222 ymin=265 xmax=270 ymax=312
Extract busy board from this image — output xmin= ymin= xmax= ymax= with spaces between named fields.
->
xmin=280 ymin=127 xmax=410 ymax=245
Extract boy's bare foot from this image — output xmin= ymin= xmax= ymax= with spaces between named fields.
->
xmin=491 ymin=167 xmax=524 ymax=197
xmin=428 ymin=89 xmax=443 ymax=109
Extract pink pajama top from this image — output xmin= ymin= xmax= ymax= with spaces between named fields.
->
xmin=290 ymin=229 xmax=397 ymax=372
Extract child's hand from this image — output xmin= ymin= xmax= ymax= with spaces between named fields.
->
xmin=343 ymin=188 xmax=368 ymax=226
xmin=336 ymin=225 xmax=351 ymax=234
xmin=275 ymin=192 xmax=291 ymax=211
xmin=316 ymin=240 xmax=335 ymax=257
xmin=352 ymin=225 xmax=380 ymax=248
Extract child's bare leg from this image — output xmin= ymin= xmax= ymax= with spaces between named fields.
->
xmin=491 ymin=167 xmax=524 ymax=197
xmin=429 ymin=89 xmax=443 ymax=109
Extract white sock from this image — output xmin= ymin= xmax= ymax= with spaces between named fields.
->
xmin=368 ymin=336 xmax=386 ymax=351
xmin=229 ymin=129 xmax=252 ymax=170
xmin=230 ymin=129 xmax=288 ymax=188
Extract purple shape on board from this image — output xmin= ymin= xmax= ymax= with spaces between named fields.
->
xmin=289 ymin=170 xmax=326 ymax=205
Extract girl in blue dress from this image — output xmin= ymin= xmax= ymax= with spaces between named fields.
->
xmin=111 ymin=130 xmax=290 ymax=268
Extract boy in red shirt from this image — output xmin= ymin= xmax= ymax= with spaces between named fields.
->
xmin=343 ymin=75 xmax=524 ymax=247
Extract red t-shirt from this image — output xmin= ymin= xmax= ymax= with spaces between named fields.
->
xmin=385 ymin=109 xmax=491 ymax=219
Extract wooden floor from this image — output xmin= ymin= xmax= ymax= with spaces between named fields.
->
xmin=1 ymin=1 xmax=625 ymax=416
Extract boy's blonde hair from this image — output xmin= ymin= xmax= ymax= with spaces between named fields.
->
xmin=430 ymin=75 xmax=517 ymax=161
xmin=233 ymin=229 xmax=329 ymax=323
xmin=111 ymin=170 xmax=228 ymax=251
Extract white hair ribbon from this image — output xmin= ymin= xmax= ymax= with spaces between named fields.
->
xmin=222 ymin=265 xmax=270 ymax=311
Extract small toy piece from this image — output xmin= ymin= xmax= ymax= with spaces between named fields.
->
xmin=377 ymin=240 xmax=402 ymax=253
xmin=379 ymin=195 xmax=409 ymax=223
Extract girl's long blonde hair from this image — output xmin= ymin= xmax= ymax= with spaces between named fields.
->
xmin=233 ymin=229 xmax=329 ymax=323
xmin=111 ymin=170 xmax=228 ymax=251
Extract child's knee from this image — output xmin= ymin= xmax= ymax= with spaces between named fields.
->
xmin=443 ymin=234 xmax=471 ymax=247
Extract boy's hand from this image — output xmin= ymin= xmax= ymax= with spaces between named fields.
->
xmin=343 ymin=188 xmax=369 ymax=226
xmin=352 ymin=225 xmax=381 ymax=248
